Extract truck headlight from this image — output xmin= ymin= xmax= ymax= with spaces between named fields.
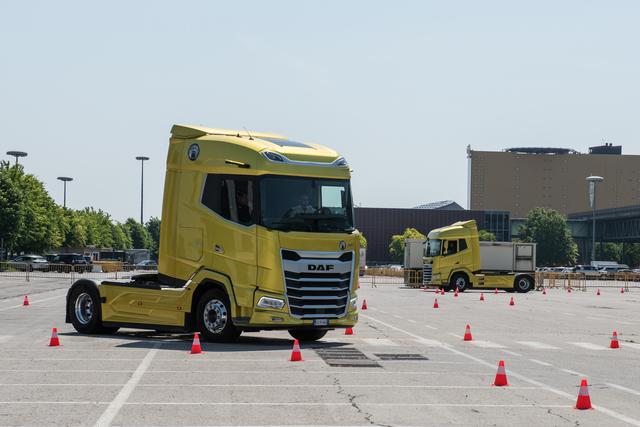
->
xmin=257 ymin=297 xmax=285 ymax=310
xmin=350 ymin=297 xmax=358 ymax=310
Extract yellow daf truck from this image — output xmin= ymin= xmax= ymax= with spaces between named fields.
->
xmin=422 ymin=220 xmax=536 ymax=293
xmin=66 ymin=124 xmax=360 ymax=341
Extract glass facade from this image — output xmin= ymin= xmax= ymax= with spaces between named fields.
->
xmin=483 ymin=211 xmax=511 ymax=241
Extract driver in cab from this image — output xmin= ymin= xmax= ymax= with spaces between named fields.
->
xmin=287 ymin=194 xmax=316 ymax=217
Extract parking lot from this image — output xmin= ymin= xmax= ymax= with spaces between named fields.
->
xmin=0 ymin=277 xmax=639 ymax=426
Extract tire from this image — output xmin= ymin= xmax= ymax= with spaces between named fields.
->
xmin=288 ymin=329 xmax=328 ymax=342
xmin=196 ymin=289 xmax=241 ymax=342
xmin=450 ymin=273 xmax=470 ymax=292
xmin=68 ymin=284 xmax=119 ymax=334
xmin=514 ymin=275 xmax=533 ymax=293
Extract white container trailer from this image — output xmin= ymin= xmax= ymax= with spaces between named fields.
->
xmin=479 ymin=241 xmax=536 ymax=272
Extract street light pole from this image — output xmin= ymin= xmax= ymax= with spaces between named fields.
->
xmin=57 ymin=177 xmax=73 ymax=208
xmin=6 ymin=151 xmax=28 ymax=166
xmin=586 ymin=175 xmax=604 ymax=263
xmin=136 ymin=156 xmax=150 ymax=224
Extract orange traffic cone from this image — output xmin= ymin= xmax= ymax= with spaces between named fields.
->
xmin=597 ymin=288 xmax=601 ymax=296
xmin=454 ymin=289 xmax=459 ymax=297
xmin=23 ymin=295 xmax=29 ymax=306
xmin=345 ymin=327 xmax=353 ymax=335
xmin=568 ymin=287 xmax=572 ymax=293
xmin=463 ymin=324 xmax=473 ymax=341
xmin=190 ymin=332 xmax=202 ymax=354
xmin=480 ymin=293 xmax=485 ymax=301
xmin=621 ymin=287 xmax=625 ymax=294
xmin=610 ymin=330 xmax=620 ymax=349
xmin=494 ymin=288 xmax=499 ymax=295
xmin=290 ymin=339 xmax=303 ymax=362
xmin=441 ymin=288 xmax=445 ymax=295
xmin=433 ymin=298 xmax=439 ymax=309
xmin=542 ymin=288 xmax=547 ymax=295
xmin=361 ymin=300 xmax=368 ymax=310
xmin=575 ymin=379 xmax=592 ymax=410
xmin=49 ymin=328 xmax=60 ymax=347
xmin=509 ymin=296 xmax=515 ymax=306
xmin=493 ymin=360 xmax=508 ymax=386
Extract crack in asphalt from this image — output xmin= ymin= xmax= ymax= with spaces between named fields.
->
xmin=332 ymin=376 xmax=391 ymax=427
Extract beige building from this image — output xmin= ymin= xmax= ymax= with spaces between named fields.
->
xmin=468 ymin=145 xmax=640 ymax=218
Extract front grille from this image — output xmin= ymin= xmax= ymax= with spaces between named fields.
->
xmin=423 ymin=264 xmax=432 ymax=284
xmin=282 ymin=250 xmax=353 ymax=319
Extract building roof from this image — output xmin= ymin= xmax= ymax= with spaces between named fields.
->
xmin=504 ymin=147 xmax=580 ymax=155
xmin=413 ymin=200 xmax=465 ymax=210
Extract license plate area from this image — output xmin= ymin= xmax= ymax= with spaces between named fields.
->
xmin=312 ymin=319 xmax=329 ymax=326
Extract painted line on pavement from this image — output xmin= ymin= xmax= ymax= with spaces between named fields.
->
xmin=470 ymin=340 xmax=506 ymax=349
xmin=501 ymin=350 xmax=522 ymax=357
xmin=407 ymin=319 xmax=417 ymax=324
xmin=516 ymin=341 xmax=559 ymax=350
xmin=0 ymin=294 xmax=66 ymax=312
xmin=561 ymin=369 xmax=587 ymax=377
xmin=606 ymin=383 xmax=640 ymax=396
xmin=361 ymin=313 xmax=640 ymax=427
xmin=570 ymin=342 xmax=607 ymax=351
xmin=361 ymin=338 xmax=397 ymax=346
xmin=0 ymin=383 xmax=545 ymax=389
xmin=425 ymin=325 xmax=438 ymax=330
xmin=0 ymin=368 xmax=492 ymax=375
xmin=94 ymin=343 xmax=160 ymax=427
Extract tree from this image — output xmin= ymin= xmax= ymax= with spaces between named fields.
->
xmin=621 ymin=243 xmax=640 ymax=268
xmin=0 ymin=162 xmax=64 ymax=254
xmin=478 ymin=230 xmax=496 ymax=241
xmin=389 ymin=228 xmax=426 ymax=263
xmin=145 ymin=217 xmax=161 ymax=259
xmin=518 ymin=207 xmax=578 ymax=266
xmin=598 ymin=242 xmax=622 ymax=262
xmin=125 ymin=218 xmax=152 ymax=249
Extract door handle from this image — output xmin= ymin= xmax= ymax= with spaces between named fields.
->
xmin=214 ymin=244 xmax=224 ymax=254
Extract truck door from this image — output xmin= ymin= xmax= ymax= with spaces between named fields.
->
xmin=201 ymin=174 xmax=257 ymax=308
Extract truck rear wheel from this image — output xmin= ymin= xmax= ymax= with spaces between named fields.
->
xmin=515 ymin=276 xmax=533 ymax=293
xmin=196 ymin=289 xmax=241 ymax=342
xmin=288 ymin=329 xmax=328 ymax=342
xmin=68 ymin=283 xmax=119 ymax=335
xmin=450 ymin=273 xmax=470 ymax=292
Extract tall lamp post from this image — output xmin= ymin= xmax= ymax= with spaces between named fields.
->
xmin=586 ymin=175 xmax=604 ymax=262
xmin=6 ymin=151 xmax=28 ymax=166
xmin=57 ymin=176 xmax=73 ymax=208
xmin=136 ymin=156 xmax=150 ymax=224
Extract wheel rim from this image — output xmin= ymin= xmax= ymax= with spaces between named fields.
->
xmin=518 ymin=278 xmax=530 ymax=290
xmin=74 ymin=293 xmax=93 ymax=325
xmin=455 ymin=277 xmax=466 ymax=289
xmin=203 ymin=299 xmax=228 ymax=334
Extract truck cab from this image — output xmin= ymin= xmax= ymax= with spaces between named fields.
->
xmin=423 ymin=220 xmax=535 ymax=293
xmin=66 ymin=125 xmax=360 ymax=342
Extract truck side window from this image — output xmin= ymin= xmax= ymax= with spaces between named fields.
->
xmin=458 ymin=239 xmax=467 ymax=251
xmin=444 ymin=240 xmax=458 ymax=256
xmin=202 ymin=175 xmax=255 ymax=226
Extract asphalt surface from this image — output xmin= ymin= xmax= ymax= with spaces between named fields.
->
xmin=0 ymin=277 xmax=639 ymax=426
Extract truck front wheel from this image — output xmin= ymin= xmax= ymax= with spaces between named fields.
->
xmin=450 ymin=273 xmax=470 ymax=292
xmin=288 ymin=329 xmax=328 ymax=342
xmin=515 ymin=276 xmax=533 ymax=293
xmin=196 ymin=289 xmax=241 ymax=342
xmin=68 ymin=284 xmax=119 ymax=335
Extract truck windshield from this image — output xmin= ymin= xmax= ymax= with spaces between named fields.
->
xmin=425 ymin=239 xmax=442 ymax=257
xmin=260 ymin=176 xmax=354 ymax=233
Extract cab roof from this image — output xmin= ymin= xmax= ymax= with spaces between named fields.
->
xmin=427 ymin=220 xmax=478 ymax=239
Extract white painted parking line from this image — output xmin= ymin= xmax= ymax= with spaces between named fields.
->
xmin=621 ymin=342 xmax=640 ymax=350
xmin=561 ymin=368 xmax=587 ymax=377
xmin=379 ymin=310 xmax=388 ymax=314
xmin=606 ymin=383 xmax=640 ymax=396
xmin=0 ymin=383 xmax=544 ymax=389
xmin=361 ymin=338 xmax=397 ymax=346
xmin=415 ymin=338 xmax=444 ymax=347
xmin=407 ymin=319 xmax=417 ymax=324
xmin=561 ymin=312 xmax=576 ymax=317
xmin=94 ymin=343 xmax=160 ymax=427
xmin=361 ymin=314 xmax=640 ymax=427
xmin=393 ymin=315 xmax=403 ymax=319
xmin=528 ymin=359 xmax=552 ymax=367
xmin=501 ymin=350 xmax=522 ymax=357
xmin=425 ymin=325 xmax=438 ymax=330
xmin=448 ymin=333 xmax=463 ymax=339
xmin=470 ymin=340 xmax=506 ymax=349
xmin=516 ymin=341 xmax=559 ymax=350
xmin=570 ymin=342 xmax=608 ymax=351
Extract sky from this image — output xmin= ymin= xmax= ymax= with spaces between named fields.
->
xmin=1 ymin=1 xmax=639 ymax=223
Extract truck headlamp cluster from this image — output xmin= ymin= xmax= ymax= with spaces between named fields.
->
xmin=350 ymin=296 xmax=358 ymax=310
xmin=257 ymin=296 xmax=285 ymax=310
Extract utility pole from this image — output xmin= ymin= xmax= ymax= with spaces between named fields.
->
xmin=57 ymin=177 xmax=73 ymax=208
xmin=586 ymin=175 xmax=604 ymax=262
xmin=136 ymin=156 xmax=150 ymax=224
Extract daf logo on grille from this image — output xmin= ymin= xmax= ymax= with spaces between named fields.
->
xmin=339 ymin=240 xmax=346 ymax=251
xmin=308 ymin=264 xmax=335 ymax=271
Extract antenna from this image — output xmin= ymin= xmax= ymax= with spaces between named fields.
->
xmin=243 ymin=127 xmax=254 ymax=141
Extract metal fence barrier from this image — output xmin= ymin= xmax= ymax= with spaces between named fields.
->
xmin=0 ymin=262 xmax=157 ymax=283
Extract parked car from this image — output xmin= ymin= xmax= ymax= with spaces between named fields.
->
xmin=51 ymin=253 xmax=92 ymax=273
xmin=572 ymin=265 xmax=601 ymax=278
xmin=7 ymin=255 xmax=49 ymax=271
xmin=135 ymin=259 xmax=158 ymax=269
